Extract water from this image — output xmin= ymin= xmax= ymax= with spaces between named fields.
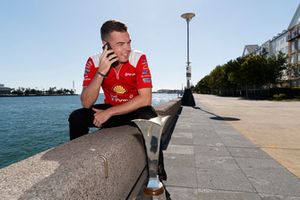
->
xmin=0 ymin=93 xmax=178 ymax=169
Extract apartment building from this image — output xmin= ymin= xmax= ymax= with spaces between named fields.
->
xmin=287 ymin=4 xmax=300 ymax=64
xmin=243 ymin=4 xmax=300 ymax=61
xmin=242 ymin=30 xmax=288 ymax=58
xmin=270 ymin=30 xmax=289 ymax=56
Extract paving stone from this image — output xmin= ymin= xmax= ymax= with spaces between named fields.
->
xmin=228 ymin=147 xmax=271 ymax=159
xmin=235 ymin=157 xmax=285 ymax=170
xmin=173 ymin=125 xmax=192 ymax=132
xmin=195 ymin=156 xmax=240 ymax=170
xmin=192 ymin=136 xmax=224 ymax=147
xmin=165 ymin=144 xmax=194 ymax=155
xmin=259 ymin=194 xmax=300 ymax=200
xmin=197 ymin=189 xmax=261 ymax=200
xmin=194 ymin=146 xmax=231 ymax=157
xmin=192 ymin=131 xmax=219 ymax=139
xmin=214 ymin=128 xmax=242 ymax=136
xmin=166 ymin=186 xmax=198 ymax=200
xmin=219 ymin=135 xmax=257 ymax=148
xmin=196 ymin=168 xmax=255 ymax=192
xmin=164 ymin=153 xmax=195 ymax=168
xmin=244 ymin=168 xmax=300 ymax=196
xmin=169 ymin=137 xmax=194 ymax=145
xmin=165 ymin=166 xmax=197 ymax=188
xmin=172 ymin=131 xmax=193 ymax=138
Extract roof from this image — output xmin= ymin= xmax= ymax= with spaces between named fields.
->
xmin=288 ymin=3 xmax=300 ymax=29
xmin=242 ymin=45 xmax=259 ymax=56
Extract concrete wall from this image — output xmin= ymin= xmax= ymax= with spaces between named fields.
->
xmin=0 ymin=99 xmax=181 ymax=200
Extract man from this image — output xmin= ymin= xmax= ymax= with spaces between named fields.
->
xmin=68 ymin=20 xmax=167 ymax=181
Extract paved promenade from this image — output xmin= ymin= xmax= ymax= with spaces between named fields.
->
xmin=164 ymin=94 xmax=300 ymax=200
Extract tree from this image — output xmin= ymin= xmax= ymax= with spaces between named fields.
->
xmin=194 ymin=75 xmax=210 ymax=94
xmin=265 ymin=52 xmax=287 ymax=86
xmin=195 ymin=52 xmax=288 ymax=98
xmin=286 ymin=63 xmax=300 ymax=87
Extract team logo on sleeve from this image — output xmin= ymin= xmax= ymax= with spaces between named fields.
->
xmin=142 ymin=77 xmax=151 ymax=83
xmin=142 ymin=59 xmax=148 ymax=66
xmin=142 ymin=69 xmax=148 ymax=75
xmin=112 ymin=85 xmax=127 ymax=94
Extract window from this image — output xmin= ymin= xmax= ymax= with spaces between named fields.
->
xmin=298 ymin=39 xmax=300 ymax=50
xmin=291 ymin=41 xmax=295 ymax=53
xmin=291 ymin=54 xmax=295 ymax=64
xmin=298 ymin=53 xmax=300 ymax=63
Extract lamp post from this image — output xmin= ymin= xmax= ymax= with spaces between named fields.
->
xmin=181 ymin=12 xmax=196 ymax=107
xmin=181 ymin=12 xmax=195 ymax=89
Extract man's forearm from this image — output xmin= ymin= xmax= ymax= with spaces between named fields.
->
xmin=106 ymin=92 xmax=152 ymax=117
xmin=81 ymin=74 xmax=104 ymax=108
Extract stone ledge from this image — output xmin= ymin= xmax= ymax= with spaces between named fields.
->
xmin=0 ymin=126 xmax=146 ymax=200
xmin=0 ymin=99 xmax=182 ymax=200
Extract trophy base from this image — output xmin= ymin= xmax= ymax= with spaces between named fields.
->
xmin=144 ymin=186 xmax=164 ymax=196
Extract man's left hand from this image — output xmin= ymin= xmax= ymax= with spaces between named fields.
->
xmin=92 ymin=108 xmax=112 ymax=127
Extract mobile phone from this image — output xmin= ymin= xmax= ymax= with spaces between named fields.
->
xmin=102 ymin=43 xmax=119 ymax=67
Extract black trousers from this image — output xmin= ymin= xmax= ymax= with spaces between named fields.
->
xmin=68 ymin=104 xmax=167 ymax=180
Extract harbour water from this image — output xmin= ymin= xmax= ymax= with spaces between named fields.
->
xmin=0 ymin=93 xmax=178 ymax=169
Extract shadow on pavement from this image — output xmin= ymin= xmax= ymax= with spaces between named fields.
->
xmin=193 ymin=106 xmax=240 ymax=121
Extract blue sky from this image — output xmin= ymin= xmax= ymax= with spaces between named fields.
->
xmin=0 ymin=0 xmax=299 ymax=93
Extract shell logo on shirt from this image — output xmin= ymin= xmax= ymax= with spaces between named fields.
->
xmin=113 ymin=85 xmax=127 ymax=94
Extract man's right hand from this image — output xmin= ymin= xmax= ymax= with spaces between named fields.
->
xmin=98 ymin=44 xmax=118 ymax=75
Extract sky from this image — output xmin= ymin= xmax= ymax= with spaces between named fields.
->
xmin=0 ymin=0 xmax=299 ymax=93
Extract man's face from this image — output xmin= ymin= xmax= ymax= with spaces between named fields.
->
xmin=105 ymin=31 xmax=131 ymax=63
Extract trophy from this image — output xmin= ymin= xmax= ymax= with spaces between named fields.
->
xmin=132 ymin=116 xmax=170 ymax=199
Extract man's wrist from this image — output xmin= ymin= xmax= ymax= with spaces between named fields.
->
xmin=102 ymin=107 xmax=114 ymax=119
xmin=97 ymin=71 xmax=107 ymax=78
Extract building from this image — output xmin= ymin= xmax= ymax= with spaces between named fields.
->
xmin=0 ymin=84 xmax=12 ymax=95
xmin=270 ymin=30 xmax=289 ymax=57
xmin=258 ymin=40 xmax=272 ymax=57
xmin=242 ymin=30 xmax=288 ymax=58
xmin=241 ymin=4 xmax=300 ymax=86
xmin=287 ymin=3 xmax=300 ymax=64
xmin=242 ymin=45 xmax=259 ymax=56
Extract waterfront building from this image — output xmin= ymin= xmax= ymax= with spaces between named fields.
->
xmin=242 ymin=44 xmax=259 ymax=56
xmin=241 ymin=3 xmax=300 ymax=86
xmin=242 ymin=30 xmax=288 ymax=58
xmin=270 ymin=30 xmax=289 ymax=57
xmin=286 ymin=4 xmax=300 ymax=86
xmin=287 ymin=3 xmax=300 ymax=64
xmin=0 ymin=84 xmax=12 ymax=95
xmin=258 ymin=40 xmax=271 ymax=56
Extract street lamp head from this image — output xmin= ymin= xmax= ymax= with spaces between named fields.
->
xmin=181 ymin=12 xmax=195 ymax=22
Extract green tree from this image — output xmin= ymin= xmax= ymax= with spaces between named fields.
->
xmin=194 ymin=75 xmax=210 ymax=94
xmin=286 ymin=63 xmax=300 ymax=87
xmin=265 ymin=52 xmax=287 ymax=86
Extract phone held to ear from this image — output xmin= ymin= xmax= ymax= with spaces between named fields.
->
xmin=102 ymin=43 xmax=119 ymax=67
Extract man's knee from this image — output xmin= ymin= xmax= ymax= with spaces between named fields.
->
xmin=134 ymin=106 xmax=157 ymax=119
xmin=68 ymin=108 xmax=88 ymax=125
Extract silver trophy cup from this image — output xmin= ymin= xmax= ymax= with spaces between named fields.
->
xmin=132 ymin=116 xmax=169 ymax=198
